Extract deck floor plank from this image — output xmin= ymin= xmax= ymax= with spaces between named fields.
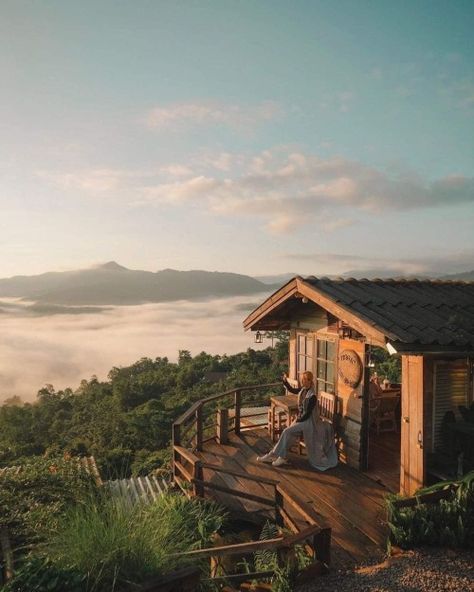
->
xmin=198 ymin=429 xmax=388 ymax=566
xmin=200 ymin=448 xmax=267 ymax=518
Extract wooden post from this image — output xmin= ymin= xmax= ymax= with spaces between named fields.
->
xmin=193 ymin=461 xmax=204 ymax=497
xmin=234 ymin=390 xmax=241 ymax=436
xmin=275 ymin=486 xmax=283 ymax=527
xmin=172 ymin=423 xmax=181 ymax=447
xmin=0 ymin=526 xmax=14 ymax=583
xmin=195 ymin=405 xmax=203 ymax=452
xmin=312 ymin=527 xmax=331 ymax=567
xmin=216 ymin=408 xmax=229 ymax=444
xmin=172 ymin=424 xmax=181 ymax=482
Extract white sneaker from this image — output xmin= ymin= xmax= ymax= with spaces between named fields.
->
xmin=256 ymin=452 xmax=276 ymax=463
xmin=272 ymin=456 xmax=288 ymax=467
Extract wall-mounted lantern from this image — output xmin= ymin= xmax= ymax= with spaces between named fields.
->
xmin=254 ymin=330 xmax=263 ymax=344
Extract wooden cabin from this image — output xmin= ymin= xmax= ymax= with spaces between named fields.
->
xmin=244 ymin=276 xmax=474 ymax=496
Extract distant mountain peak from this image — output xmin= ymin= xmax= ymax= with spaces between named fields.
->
xmin=95 ymin=261 xmax=128 ymax=271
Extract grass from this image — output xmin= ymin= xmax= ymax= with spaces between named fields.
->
xmin=32 ymin=491 xmax=227 ymax=592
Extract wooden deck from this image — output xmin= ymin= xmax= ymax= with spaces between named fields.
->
xmin=196 ymin=428 xmax=391 ymax=569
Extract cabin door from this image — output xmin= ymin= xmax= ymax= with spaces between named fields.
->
xmin=400 ymin=355 xmax=425 ymax=496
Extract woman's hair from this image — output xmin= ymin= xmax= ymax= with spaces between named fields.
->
xmin=302 ymin=371 xmax=314 ymax=383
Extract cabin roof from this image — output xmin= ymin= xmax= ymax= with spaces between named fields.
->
xmin=243 ymin=276 xmax=474 ymax=353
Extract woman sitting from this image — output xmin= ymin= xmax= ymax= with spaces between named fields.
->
xmin=257 ymin=371 xmax=338 ymax=470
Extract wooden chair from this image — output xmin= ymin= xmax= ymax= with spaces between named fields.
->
xmin=267 ymin=407 xmax=288 ymax=442
xmin=297 ymin=391 xmax=337 ymax=454
xmin=319 ymin=391 xmax=336 ymax=424
xmin=371 ymin=394 xmax=399 ymax=435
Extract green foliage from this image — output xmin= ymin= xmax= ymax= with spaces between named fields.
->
xmin=371 ymin=346 xmax=401 ymax=383
xmin=43 ymin=492 xmax=227 ymax=591
xmin=387 ymin=471 xmax=474 ymax=549
xmin=3 ymin=556 xmax=85 ymax=592
xmin=0 ymin=346 xmax=288 ymax=474
xmin=0 ymin=456 xmax=97 ymax=551
xmin=130 ymin=447 xmax=172 ymax=477
xmin=252 ymin=521 xmax=312 ymax=592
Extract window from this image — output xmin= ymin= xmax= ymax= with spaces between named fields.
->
xmin=316 ymin=338 xmax=336 ymax=394
xmin=296 ymin=333 xmax=314 ymax=382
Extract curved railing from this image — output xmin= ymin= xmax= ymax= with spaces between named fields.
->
xmin=172 ymin=382 xmax=281 ymax=451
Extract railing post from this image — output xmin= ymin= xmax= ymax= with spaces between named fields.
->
xmin=312 ymin=527 xmax=331 ymax=567
xmin=234 ymin=390 xmax=241 ymax=435
xmin=193 ymin=460 xmax=204 ymax=497
xmin=172 ymin=423 xmax=181 ymax=447
xmin=275 ymin=485 xmax=283 ymax=527
xmin=0 ymin=526 xmax=14 ymax=583
xmin=195 ymin=405 xmax=203 ymax=451
xmin=172 ymin=424 xmax=181 ymax=483
xmin=217 ymin=408 xmax=229 ymax=445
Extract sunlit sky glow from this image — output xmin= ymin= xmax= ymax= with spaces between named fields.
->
xmin=1 ymin=0 xmax=474 ymax=278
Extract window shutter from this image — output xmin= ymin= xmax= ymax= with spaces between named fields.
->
xmin=433 ymin=362 xmax=468 ymax=449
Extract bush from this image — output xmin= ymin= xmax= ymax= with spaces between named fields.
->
xmin=0 ymin=456 xmax=97 ymax=551
xmin=3 ymin=556 xmax=85 ymax=592
xmin=43 ymin=491 xmax=227 ymax=591
xmin=130 ymin=448 xmax=171 ymax=477
xmin=387 ymin=471 xmax=474 ymax=549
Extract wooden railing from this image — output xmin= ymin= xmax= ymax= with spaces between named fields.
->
xmin=173 ymin=382 xmax=280 ymax=452
xmin=389 ymin=484 xmax=457 ymax=509
xmin=173 ymin=446 xmax=331 ymax=567
xmin=178 ymin=523 xmax=328 ymax=586
xmin=172 ymin=380 xmax=332 ymax=584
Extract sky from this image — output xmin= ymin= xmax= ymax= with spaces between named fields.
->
xmin=1 ymin=0 xmax=474 ymax=279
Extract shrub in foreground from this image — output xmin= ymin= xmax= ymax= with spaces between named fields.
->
xmin=35 ymin=492 xmax=226 ymax=591
xmin=387 ymin=471 xmax=474 ymax=549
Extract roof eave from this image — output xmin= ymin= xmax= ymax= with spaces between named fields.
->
xmin=243 ymin=276 xmax=391 ymax=347
xmin=388 ymin=341 xmax=474 ymax=356
xmin=243 ymin=277 xmax=301 ymax=331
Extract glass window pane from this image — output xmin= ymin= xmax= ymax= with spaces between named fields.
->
xmin=326 ymin=341 xmax=335 ymax=361
xmin=326 ymin=361 xmax=334 ymax=384
xmin=306 ymin=337 xmax=313 ymax=357
xmin=298 ymin=335 xmax=305 ymax=355
xmin=317 ymin=339 xmax=325 ymax=359
xmin=317 ymin=361 xmax=326 ymax=380
xmin=298 ymin=355 xmax=305 ymax=373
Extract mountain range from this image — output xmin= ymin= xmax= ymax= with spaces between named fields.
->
xmin=0 ymin=262 xmax=276 ymax=306
xmin=0 ymin=262 xmax=472 ymax=308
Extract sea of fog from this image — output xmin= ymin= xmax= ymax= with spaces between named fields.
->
xmin=0 ymin=294 xmax=270 ymax=403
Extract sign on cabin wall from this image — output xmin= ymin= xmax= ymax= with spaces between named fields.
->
xmin=338 ymin=349 xmax=363 ymax=389
xmin=337 ymin=340 xmax=365 ymax=404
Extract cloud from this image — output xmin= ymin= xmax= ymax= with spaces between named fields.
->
xmin=140 ymin=149 xmax=474 ymax=232
xmin=145 ymin=100 xmax=282 ymax=130
xmin=0 ymin=295 xmax=270 ymax=403
xmin=36 ymin=168 xmax=154 ymax=195
xmin=37 ymin=148 xmax=474 ymax=234
xmin=284 ymin=248 xmax=474 ymax=277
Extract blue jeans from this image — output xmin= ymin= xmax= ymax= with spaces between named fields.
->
xmin=271 ymin=421 xmax=304 ymax=458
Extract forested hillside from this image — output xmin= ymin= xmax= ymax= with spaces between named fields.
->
xmin=0 ymin=336 xmax=288 ymax=477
